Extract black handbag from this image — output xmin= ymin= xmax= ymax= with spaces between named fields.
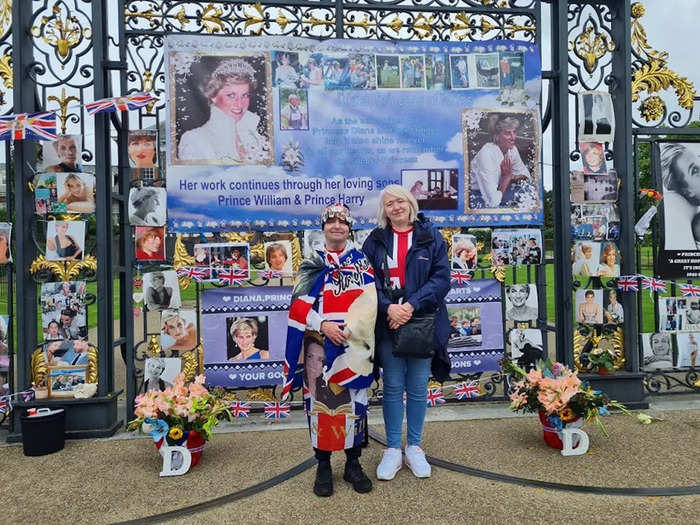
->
xmin=381 ymin=249 xmax=435 ymax=359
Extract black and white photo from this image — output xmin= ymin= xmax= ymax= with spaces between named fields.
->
xmin=578 ymin=90 xmax=615 ymax=143
xmin=504 ymin=284 xmax=538 ymax=322
xmin=143 ymin=270 xmax=181 ymax=311
xmin=144 ymin=357 xmax=182 ymax=391
xmin=641 ymin=332 xmax=674 ymax=370
xmin=128 ymin=186 xmax=167 ymax=226
xmin=509 ymin=328 xmax=544 ymax=371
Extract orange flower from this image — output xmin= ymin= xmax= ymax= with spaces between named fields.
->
xmin=560 ymin=407 xmax=577 ymax=422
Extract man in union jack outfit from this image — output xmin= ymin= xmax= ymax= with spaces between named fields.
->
xmin=283 ymin=203 xmax=377 ymax=497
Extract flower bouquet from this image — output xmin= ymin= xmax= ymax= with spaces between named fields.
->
xmin=501 ymin=358 xmax=629 ymax=443
xmin=127 ymin=373 xmax=232 ymax=465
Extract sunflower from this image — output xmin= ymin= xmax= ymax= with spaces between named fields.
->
xmin=169 ymin=427 xmax=184 ymax=440
xmin=560 ymin=407 xmax=577 ymax=422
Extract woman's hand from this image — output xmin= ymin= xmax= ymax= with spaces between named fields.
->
xmin=321 ymin=320 xmax=349 ymax=346
xmin=388 ymin=303 xmax=413 ymax=330
xmin=498 ymin=155 xmax=513 ymax=193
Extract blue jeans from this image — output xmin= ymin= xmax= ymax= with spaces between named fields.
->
xmin=378 ymin=336 xmax=432 ymax=448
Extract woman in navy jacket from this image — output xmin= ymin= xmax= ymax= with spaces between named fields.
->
xmin=362 ymin=184 xmax=451 ymax=481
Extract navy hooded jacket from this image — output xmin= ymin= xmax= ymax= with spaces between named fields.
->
xmin=362 ymin=214 xmax=452 ymax=382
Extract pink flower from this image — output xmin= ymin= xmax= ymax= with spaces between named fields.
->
xmin=525 ymin=369 xmax=542 ymax=386
xmin=551 ymin=362 xmax=566 ymax=376
xmin=189 ymin=382 xmax=208 ymax=398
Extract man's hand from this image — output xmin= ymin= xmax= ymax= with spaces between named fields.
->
xmin=321 ymin=321 xmax=349 ymax=345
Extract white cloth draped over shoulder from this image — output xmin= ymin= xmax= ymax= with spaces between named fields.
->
xmin=177 ymin=105 xmax=264 ymax=163
xmin=470 ymin=142 xmax=530 ymax=208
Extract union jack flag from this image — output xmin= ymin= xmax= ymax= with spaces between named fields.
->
xmin=641 ymin=276 xmax=667 ymax=293
xmin=0 ymin=111 xmax=57 ymax=141
xmin=85 ymin=92 xmax=158 ymax=116
xmin=259 ymin=269 xmax=283 ymax=280
xmin=617 ymin=275 xmax=639 ymax=292
xmin=230 ymin=401 xmax=251 ymax=418
xmin=453 ymin=381 xmax=480 ymax=400
xmin=216 ymin=268 xmax=248 ymax=286
xmin=451 ymin=271 xmax=472 ymax=285
xmin=426 ymin=387 xmax=446 ymax=407
xmin=679 ymin=283 xmax=700 ymax=297
xmin=22 ymin=389 xmax=36 ymax=403
xmin=176 ymin=266 xmax=210 ymax=281
xmin=264 ymin=402 xmax=291 ymax=419
xmin=0 ymin=397 xmax=7 ymax=414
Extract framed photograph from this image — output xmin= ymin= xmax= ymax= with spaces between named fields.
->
xmin=449 ymin=55 xmax=470 ymax=89
xmin=504 ymin=284 xmax=538 ymax=322
xmin=41 ymin=135 xmax=82 ymax=173
xmin=46 ymin=220 xmax=85 ymax=261
xmin=578 ymin=90 xmax=615 ymax=143
xmin=40 ymin=281 xmax=87 ymax=341
xmin=575 ymin=289 xmax=604 ymax=325
xmin=263 ymin=240 xmax=293 ymax=276
xmin=47 ymin=365 xmax=87 ymax=398
xmin=55 ymin=173 xmax=95 ymax=214
xmin=603 ymin=288 xmax=624 ymax=325
xmin=675 ymin=332 xmax=700 ymax=368
xmin=399 ymin=55 xmax=425 ymax=89
xmin=463 ymin=108 xmax=540 ymax=213
xmin=302 ymin=229 xmax=326 ymax=258
xmin=491 ymin=229 xmax=542 ymax=266
xmin=226 ymin=315 xmax=270 ymax=361
xmin=170 ymin=52 xmax=274 ymax=166
xmin=509 ymin=328 xmax=544 ymax=371
xmin=474 ymin=53 xmax=500 ymax=88
xmin=271 ymin=51 xmax=301 ymax=89
xmin=401 ymin=168 xmax=458 ymax=211
xmin=499 ymin=51 xmax=524 ymax=89
xmin=128 ymin=186 xmax=167 ymax=226
xmin=34 ymin=173 xmax=63 ymax=213
xmin=583 ymin=170 xmax=618 ymax=202
xmin=144 ymin=357 xmax=182 ymax=392
xmin=128 ymin=129 xmax=158 ymax=169
xmin=279 ymin=88 xmax=309 ymax=131
xmin=425 ymin=54 xmax=449 ymax=90
xmin=447 ymin=305 xmax=482 ymax=347
xmin=135 ymin=226 xmax=166 ymax=261
xmin=451 ymin=234 xmax=478 ymax=270
xmin=0 ymin=222 xmax=11 ymax=264
xmin=160 ymin=310 xmax=198 ymax=352
xmin=143 ymin=270 xmax=181 ymax=311
xmin=43 ymin=339 xmax=91 ymax=366
xmin=571 ymin=241 xmax=601 ymax=277
xmin=375 ymin=55 xmax=400 ymax=89
xmin=641 ymin=333 xmax=674 ymax=370
xmin=192 ymin=242 xmax=249 ymax=281
xmin=580 ymin=142 xmax=607 ymax=175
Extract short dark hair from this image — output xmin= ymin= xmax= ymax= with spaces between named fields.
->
xmin=61 ymin=308 xmax=76 ymax=318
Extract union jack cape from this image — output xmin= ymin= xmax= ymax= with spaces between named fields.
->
xmin=85 ymin=92 xmax=158 ymax=116
xmin=282 ymin=246 xmax=377 ymax=451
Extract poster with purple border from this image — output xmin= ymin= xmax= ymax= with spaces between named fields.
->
xmin=445 ymin=279 xmax=504 ymax=374
xmin=202 ymin=286 xmax=291 ymax=388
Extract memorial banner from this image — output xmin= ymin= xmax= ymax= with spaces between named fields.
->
xmin=165 ymin=36 xmax=542 ymax=231
xmin=445 ymin=279 xmax=504 ymax=374
xmin=202 ymin=286 xmax=291 ymax=388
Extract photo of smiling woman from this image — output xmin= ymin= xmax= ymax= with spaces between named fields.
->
xmin=56 ymin=173 xmax=95 ymax=214
xmin=128 ymin=130 xmax=157 ymax=168
xmin=173 ymin=53 xmax=273 ymax=165
xmin=226 ymin=317 xmax=269 ymax=361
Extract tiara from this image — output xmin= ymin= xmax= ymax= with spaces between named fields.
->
xmin=211 ymin=58 xmax=256 ymax=81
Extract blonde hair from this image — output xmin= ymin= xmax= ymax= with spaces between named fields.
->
xmin=377 ymin=184 xmax=419 ymax=228
xmin=229 ymin=317 xmax=258 ymax=339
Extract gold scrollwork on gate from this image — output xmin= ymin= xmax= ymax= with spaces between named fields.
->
xmin=47 ymin=88 xmax=80 ymax=135
xmin=31 ymin=3 xmax=92 ymax=68
xmin=569 ymin=19 xmax=616 ymax=75
xmin=30 ymin=254 xmax=97 ymax=282
xmin=573 ymin=327 xmax=625 ymax=372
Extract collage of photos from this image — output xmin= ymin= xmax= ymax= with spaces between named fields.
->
xmin=451 ymin=234 xmax=478 ymax=271
xmin=226 ymin=315 xmax=270 ymax=361
xmin=40 ymin=281 xmax=87 ymax=341
xmin=34 ymin=173 xmax=96 ymax=214
xmin=143 ymin=270 xmax=182 ymax=311
xmin=160 ymin=310 xmax=198 ymax=352
xmin=504 ymin=284 xmax=538 ymax=322
xmin=463 ymin=109 xmax=540 ymax=212
xmin=571 ymin=203 xmax=620 ymax=241
xmin=193 ymin=242 xmax=250 ymax=281
xmin=571 ymin=241 xmax=621 ymax=278
xmin=509 ymin=328 xmax=544 ymax=371
xmin=491 ymin=228 xmax=542 ymax=266
xmin=574 ymin=288 xmax=624 ymax=325
xmin=401 ymin=169 xmax=459 ymax=211
xmin=144 ymin=357 xmax=182 ymax=391
xmin=658 ymin=297 xmax=700 ymax=333
xmin=642 ymin=332 xmax=700 ymax=370
xmin=447 ymin=305 xmax=482 ymax=350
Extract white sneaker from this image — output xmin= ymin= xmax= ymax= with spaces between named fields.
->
xmin=376 ymin=448 xmax=402 ymax=480
xmin=404 ymin=445 xmax=431 ymax=478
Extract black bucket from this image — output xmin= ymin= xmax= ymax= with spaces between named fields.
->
xmin=20 ymin=408 xmax=66 ymax=456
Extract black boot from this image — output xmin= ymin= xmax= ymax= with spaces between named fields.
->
xmin=343 ymin=458 xmax=373 ymax=494
xmin=313 ymin=460 xmax=333 ymax=497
